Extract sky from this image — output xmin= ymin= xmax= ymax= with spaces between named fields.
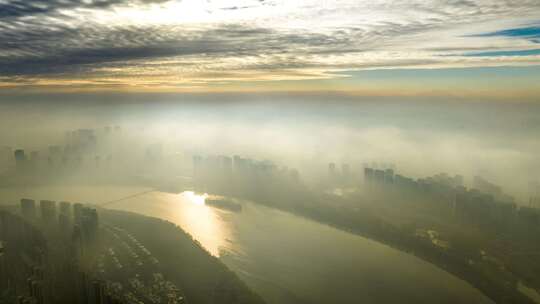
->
xmin=0 ymin=0 xmax=539 ymax=100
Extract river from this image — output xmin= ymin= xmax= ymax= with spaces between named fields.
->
xmin=0 ymin=185 xmax=493 ymax=304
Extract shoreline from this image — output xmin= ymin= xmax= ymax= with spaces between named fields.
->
xmin=1 ymin=182 xmax=536 ymax=304
xmin=209 ymin=190 xmax=537 ymax=304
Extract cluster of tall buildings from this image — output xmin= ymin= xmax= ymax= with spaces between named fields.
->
xmin=454 ymin=189 xmax=516 ymax=228
xmin=3 ymin=125 xmax=190 ymax=186
xmin=0 ymin=199 xmax=131 ymax=304
xmin=193 ymin=154 xmax=300 ymax=185
xmin=327 ymin=163 xmax=352 ymax=186
xmin=194 ymin=155 xmax=281 ymax=178
xmin=529 ymin=181 xmax=540 ymax=209
xmin=6 ymin=196 xmax=186 ymax=304
xmin=327 ymin=162 xmax=397 ymax=187
xmin=19 ymin=199 xmax=98 ymax=233
xmin=0 ymin=210 xmax=47 ymax=303
xmin=66 ymin=129 xmax=98 ymax=153
xmin=0 ymin=241 xmax=5 ymax=290
xmin=363 ymin=165 xmax=462 ymax=199
xmin=79 ymin=276 xmax=125 ymax=304
xmin=22 ymin=266 xmax=45 ymax=304
xmin=363 ymin=167 xmax=398 ymax=186
xmin=363 ymin=166 xmax=540 ymax=231
xmin=192 ymin=154 xmax=304 ymax=203
xmin=18 ymin=198 xmax=104 ymax=302
xmin=6 ymin=126 xmax=124 ymax=176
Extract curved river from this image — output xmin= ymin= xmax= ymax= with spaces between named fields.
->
xmin=0 ymin=185 xmax=493 ymax=304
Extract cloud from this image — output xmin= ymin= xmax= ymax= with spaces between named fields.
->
xmin=0 ymin=0 xmax=168 ymax=19
xmin=464 ymin=48 xmax=540 ymax=57
xmin=473 ymin=25 xmax=540 ymax=39
xmin=0 ymin=0 xmax=539 ymax=90
xmin=0 ymin=23 xmax=357 ymax=76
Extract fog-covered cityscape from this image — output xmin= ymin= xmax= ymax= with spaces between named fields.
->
xmin=2 ymin=0 xmax=540 ymax=303
xmin=1 ymin=98 xmax=539 ymax=304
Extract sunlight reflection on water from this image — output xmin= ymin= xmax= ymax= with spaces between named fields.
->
xmin=168 ymin=191 xmax=230 ymax=257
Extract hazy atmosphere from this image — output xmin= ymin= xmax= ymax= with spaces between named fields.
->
xmin=2 ymin=96 xmax=540 ymax=199
xmin=1 ymin=1 xmax=540 ymax=304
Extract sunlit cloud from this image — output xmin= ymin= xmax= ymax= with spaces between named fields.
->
xmin=0 ymin=0 xmax=539 ymax=93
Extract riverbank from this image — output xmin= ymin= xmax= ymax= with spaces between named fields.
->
xmin=1 ymin=181 xmax=533 ymax=304
xmin=0 ymin=199 xmax=266 ymax=304
xmin=99 ymin=208 xmax=266 ymax=304
xmin=202 ymin=188 xmax=536 ymax=304
xmin=1 ymin=185 xmax=497 ymax=304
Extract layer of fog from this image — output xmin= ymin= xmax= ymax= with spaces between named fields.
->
xmin=1 ymin=94 xmax=539 ymax=202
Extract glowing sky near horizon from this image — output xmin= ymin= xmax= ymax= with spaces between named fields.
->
xmin=0 ymin=0 xmax=539 ymax=98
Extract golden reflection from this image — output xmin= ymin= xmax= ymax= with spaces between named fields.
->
xmin=185 ymin=191 xmax=208 ymax=205
xmin=168 ymin=191 xmax=231 ymax=257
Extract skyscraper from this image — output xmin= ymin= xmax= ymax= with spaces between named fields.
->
xmin=40 ymin=200 xmax=57 ymax=224
xmin=14 ymin=149 xmax=26 ymax=169
xmin=21 ymin=199 xmax=37 ymax=218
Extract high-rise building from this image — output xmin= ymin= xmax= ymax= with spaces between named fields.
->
xmin=73 ymin=203 xmax=83 ymax=223
xmin=14 ymin=149 xmax=26 ymax=168
xmin=328 ymin=163 xmax=336 ymax=177
xmin=517 ymin=207 xmax=540 ymax=227
xmin=364 ymin=167 xmax=374 ymax=183
xmin=81 ymin=207 xmax=99 ymax=242
xmin=59 ymin=213 xmax=70 ymax=231
xmin=374 ymin=169 xmax=385 ymax=183
xmin=40 ymin=200 xmax=57 ymax=223
xmin=233 ymin=155 xmax=248 ymax=173
xmin=93 ymin=280 xmax=105 ymax=304
xmin=21 ymin=199 xmax=37 ymax=218
xmin=528 ymin=181 xmax=540 ymax=208
xmin=28 ymin=278 xmax=44 ymax=304
xmin=473 ymin=176 xmax=502 ymax=197
xmin=59 ymin=201 xmax=71 ymax=216
xmin=0 ymin=241 xmax=5 ymax=289
xmin=384 ymin=169 xmax=394 ymax=184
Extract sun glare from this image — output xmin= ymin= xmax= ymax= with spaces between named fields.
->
xmin=184 ymin=191 xmax=208 ymax=206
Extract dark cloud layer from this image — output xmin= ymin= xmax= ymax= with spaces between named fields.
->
xmin=0 ymin=21 xmax=365 ymax=77
xmin=0 ymin=0 xmax=167 ymax=18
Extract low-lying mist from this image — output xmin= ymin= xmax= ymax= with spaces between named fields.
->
xmin=1 ymin=93 xmax=539 ymax=202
